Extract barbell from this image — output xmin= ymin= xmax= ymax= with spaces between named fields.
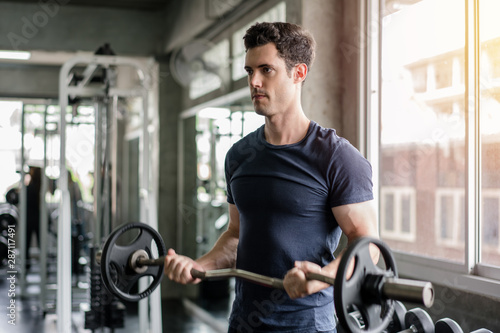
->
xmin=97 ymin=222 xmax=434 ymax=333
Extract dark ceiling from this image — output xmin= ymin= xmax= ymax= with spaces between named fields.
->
xmin=0 ymin=0 xmax=173 ymax=11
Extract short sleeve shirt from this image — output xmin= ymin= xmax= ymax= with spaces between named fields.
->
xmin=225 ymin=121 xmax=373 ymax=332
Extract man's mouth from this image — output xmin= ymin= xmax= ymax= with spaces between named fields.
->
xmin=252 ymin=93 xmax=267 ymax=100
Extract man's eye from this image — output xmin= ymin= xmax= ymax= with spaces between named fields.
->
xmin=263 ymin=67 xmax=272 ymax=73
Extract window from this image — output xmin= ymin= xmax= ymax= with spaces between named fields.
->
xmin=435 ymin=188 xmax=465 ymax=248
xmin=482 ymin=191 xmax=500 ymax=251
xmin=381 ymin=0 xmax=467 ymax=263
xmin=380 ymin=186 xmax=416 ymax=242
xmin=377 ymin=0 xmax=500 ymax=287
xmin=480 ymin=0 xmax=500 ymax=267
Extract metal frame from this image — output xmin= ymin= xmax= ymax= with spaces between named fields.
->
xmin=58 ymin=55 xmax=161 ymax=333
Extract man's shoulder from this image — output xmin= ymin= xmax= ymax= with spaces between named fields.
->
xmin=227 ymin=125 xmax=265 ymax=155
xmin=308 ymin=121 xmax=349 ymax=150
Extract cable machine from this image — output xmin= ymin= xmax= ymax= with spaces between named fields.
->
xmin=58 ymin=53 xmax=160 ymax=332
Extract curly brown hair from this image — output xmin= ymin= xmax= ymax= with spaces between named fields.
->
xmin=243 ymin=22 xmax=316 ymax=75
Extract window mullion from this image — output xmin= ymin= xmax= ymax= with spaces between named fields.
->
xmin=465 ymin=0 xmax=481 ymax=273
xmin=365 ymin=0 xmax=381 ymax=219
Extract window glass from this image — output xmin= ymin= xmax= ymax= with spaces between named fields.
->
xmin=381 ymin=0 xmax=466 ymax=263
xmin=480 ymin=0 xmax=500 ymax=266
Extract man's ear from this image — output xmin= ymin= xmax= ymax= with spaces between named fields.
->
xmin=294 ymin=63 xmax=308 ymax=83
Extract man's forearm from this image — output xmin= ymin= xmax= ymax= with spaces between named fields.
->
xmin=195 ymin=228 xmax=239 ymax=271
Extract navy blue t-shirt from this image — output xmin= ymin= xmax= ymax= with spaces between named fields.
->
xmin=225 ymin=121 xmax=373 ymax=332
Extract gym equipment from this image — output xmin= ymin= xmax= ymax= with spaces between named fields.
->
xmin=402 ymin=308 xmax=435 ymax=333
xmin=0 ymin=203 xmax=18 ymax=232
xmin=0 ymin=234 xmax=8 ymax=267
xmin=0 ymin=204 xmax=17 ymax=268
xmin=85 ymin=245 xmax=125 ymax=330
xmin=98 ymin=222 xmax=435 ymax=333
xmin=5 ymin=188 xmax=19 ymax=205
xmin=435 ymin=318 xmax=463 ymax=333
xmin=384 ymin=301 xmax=407 ymax=333
xmin=99 ymin=223 xmax=167 ymax=302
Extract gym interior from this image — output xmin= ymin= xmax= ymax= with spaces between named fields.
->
xmin=0 ymin=0 xmax=499 ymax=332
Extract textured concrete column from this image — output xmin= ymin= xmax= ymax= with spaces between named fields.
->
xmin=300 ymin=0 xmax=362 ymax=148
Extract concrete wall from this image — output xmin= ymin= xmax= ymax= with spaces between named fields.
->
xmin=301 ymin=0 xmax=362 ymax=147
xmin=403 ymin=282 xmax=500 ymax=332
xmin=0 ymin=2 xmax=164 ymax=55
xmin=0 ymin=63 xmax=59 ymax=98
xmin=301 ymin=1 xmax=344 ymax=133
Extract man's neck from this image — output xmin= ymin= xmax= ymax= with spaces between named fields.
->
xmin=264 ymin=111 xmax=310 ymax=146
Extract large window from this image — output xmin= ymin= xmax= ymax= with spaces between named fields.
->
xmin=479 ymin=0 xmax=500 ymax=267
xmin=378 ymin=0 xmax=500 ymax=284
xmin=381 ymin=0 xmax=467 ymax=263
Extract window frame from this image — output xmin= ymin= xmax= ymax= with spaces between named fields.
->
xmin=364 ymin=0 xmax=500 ymax=298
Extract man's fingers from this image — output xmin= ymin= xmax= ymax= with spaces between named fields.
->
xmin=163 ymin=249 xmax=199 ymax=284
xmin=294 ymin=261 xmax=322 ymax=274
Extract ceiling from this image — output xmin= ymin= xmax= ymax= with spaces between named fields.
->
xmin=0 ymin=0 xmax=174 ymax=11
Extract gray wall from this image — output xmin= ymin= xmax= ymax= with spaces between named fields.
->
xmin=0 ymin=2 xmax=164 ymax=55
xmin=0 ymin=63 xmax=59 ymax=98
xmin=404 ymin=282 xmax=500 ymax=332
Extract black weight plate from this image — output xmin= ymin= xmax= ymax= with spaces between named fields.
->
xmin=435 ymin=318 xmax=463 ymax=333
xmin=100 ymin=222 xmax=166 ymax=302
xmin=334 ymin=237 xmax=397 ymax=333
xmin=405 ymin=308 xmax=434 ymax=333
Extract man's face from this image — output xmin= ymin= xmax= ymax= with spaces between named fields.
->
xmin=244 ymin=43 xmax=296 ymax=116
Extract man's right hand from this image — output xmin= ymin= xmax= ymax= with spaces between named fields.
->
xmin=164 ymin=248 xmax=205 ymax=284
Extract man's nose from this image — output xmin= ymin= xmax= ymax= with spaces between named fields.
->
xmin=249 ymin=72 xmax=262 ymax=88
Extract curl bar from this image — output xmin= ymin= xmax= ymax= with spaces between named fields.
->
xmin=97 ymin=222 xmax=435 ymax=333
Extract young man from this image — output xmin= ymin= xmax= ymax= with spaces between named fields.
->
xmin=164 ymin=22 xmax=378 ymax=332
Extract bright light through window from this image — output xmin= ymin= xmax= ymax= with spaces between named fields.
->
xmin=480 ymin=0 xmax=500 ymax=266
xmin=381 ymin=0 xmax=466 ymax=263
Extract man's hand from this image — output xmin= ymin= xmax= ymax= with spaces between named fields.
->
xmin=164 ymin=249 xmax=204 ymax=284
xmin=283 ymin=261 xmax=331 ymax=299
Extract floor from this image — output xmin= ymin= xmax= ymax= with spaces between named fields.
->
xmin=0 ymin=258 xmax=232 ymax=333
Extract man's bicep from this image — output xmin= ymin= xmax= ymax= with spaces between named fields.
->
xmin=227 ymin=203 xmax=241 ymax=238
xmin=331 ymin=200 xmax=378 ymax=242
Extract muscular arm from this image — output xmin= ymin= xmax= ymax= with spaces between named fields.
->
xmin=164 ymin=203 xmax=240 ymax=284
xmin=196 ymin=203 xmax=240 ymax=270
xmin=284 ymin=199 xmax=379 ymax=298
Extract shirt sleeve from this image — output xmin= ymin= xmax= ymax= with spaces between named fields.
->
xmin=328 ymin=139 xmax=374 ymax=207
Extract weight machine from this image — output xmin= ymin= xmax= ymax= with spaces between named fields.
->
xmin=57 ymin=53 xmax=160 ymax=332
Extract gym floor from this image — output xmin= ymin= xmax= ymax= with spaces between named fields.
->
xmin=0 ymin=262 xmax=231 ymax=332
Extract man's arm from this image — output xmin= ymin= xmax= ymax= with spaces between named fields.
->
xmin=284 ymin=200 xmax=378 ymax=299
xmin=164 ymin=203 xmax=240 ymax=284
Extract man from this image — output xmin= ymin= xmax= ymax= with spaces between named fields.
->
xmin=164 ymin=22 xmax=378 ymax=332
